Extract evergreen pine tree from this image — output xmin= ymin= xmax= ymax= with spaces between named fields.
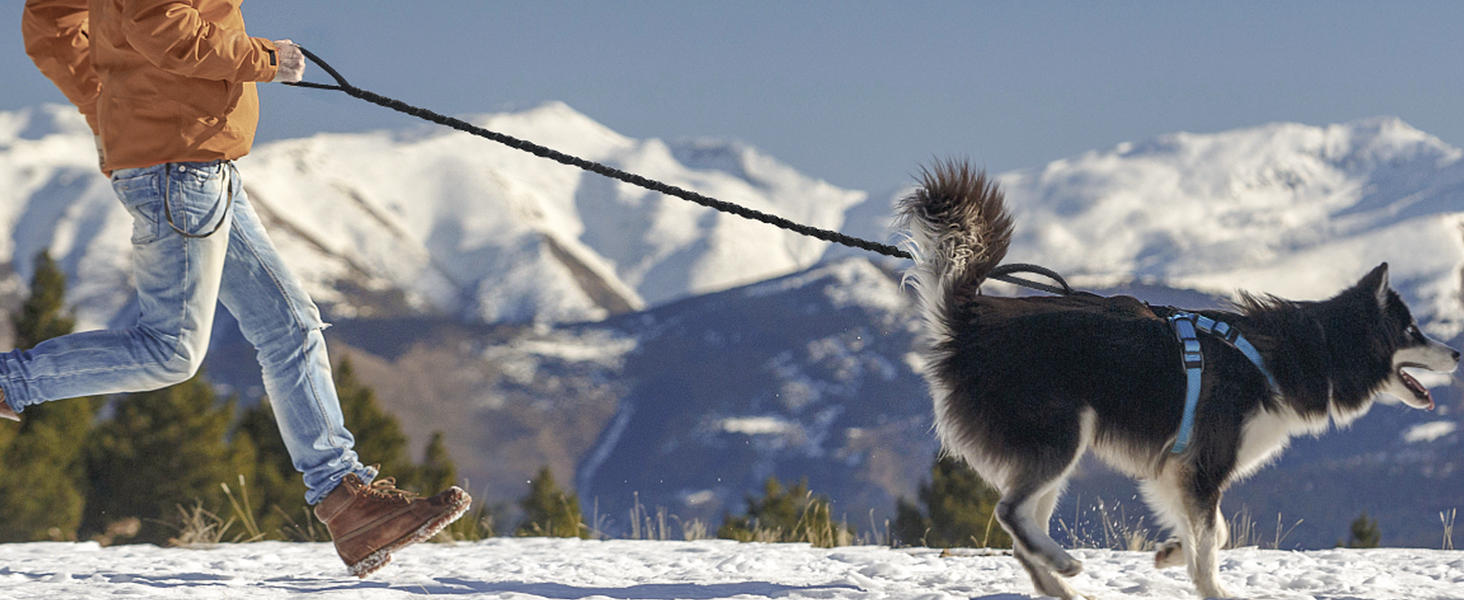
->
xmin=891 ymin=454 xmax=1010 ymax=549
xmin=12 ymin=251 xmax=75 ymax=349
xmin=412 ymin=431 xmax=458 ymax=495
xmin=891 ymin=497 xmax=930 ymax=547
xmin=231 ymin=399 xmax=309 ymax=538
xmin=0 ymin=414 xmax=11 ymax=480
xmin=0 ymin=403 xmax=93 ymax=542
xmin=515 ymin=465 xmax=587 ymax=538
xmin=717 ymin=475 xmax=854 ymax=547
xmin=0 ymin=251 xmax=98 ymax=542
xmin=334 ymin=356 xmax=416 ymax=483
xmin=1346 ymin=511 xmax=1382 ymax=548
xmin=83 ymin=373 xmax=239 ymax=545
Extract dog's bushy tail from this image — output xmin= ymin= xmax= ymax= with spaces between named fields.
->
xmin=896 ymin=159 xmax=1013 ymax=313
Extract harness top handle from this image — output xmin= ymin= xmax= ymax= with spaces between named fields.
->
xmin=988 ymin=263 xmax=1074 ymax=296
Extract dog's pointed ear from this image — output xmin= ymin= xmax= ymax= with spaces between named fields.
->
xmin=1360 ymin=262 xmax=1390 ymax=308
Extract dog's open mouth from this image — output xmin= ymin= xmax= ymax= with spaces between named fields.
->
xmin=1398 ymin=364 xmax=1435 ymax=409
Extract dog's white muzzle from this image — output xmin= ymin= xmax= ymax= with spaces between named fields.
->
xmin=1384 ymin=337 xmax=1460 ymax=410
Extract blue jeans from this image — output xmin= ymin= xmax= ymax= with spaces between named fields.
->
xmin=0 ymin=161 xmax=372 ymax=504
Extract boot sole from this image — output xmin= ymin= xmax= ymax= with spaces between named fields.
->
xmin=347 ymin=487 xmax=472 ymax=578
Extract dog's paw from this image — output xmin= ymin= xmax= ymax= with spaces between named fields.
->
xmin=1053 ymin=553 xmax=1083 ymax=578
xmin=1199 ymin=582 xmax=1234 ymax=599
xmin=1154 ymin=538 xmax=1184 ymax=569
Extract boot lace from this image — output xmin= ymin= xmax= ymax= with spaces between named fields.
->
xmin=363 ymin=477 xmax=421 ymax=503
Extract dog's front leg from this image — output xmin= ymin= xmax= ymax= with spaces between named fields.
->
xmin=1183 ymin=499 xmax=1233 ymax=599
xmin=1140 ymin=471 xmax=1191 ymax=570
xmin=1154 ymin=536 xmax=1185 ymax=569
xmin=1153 ymin=518 xmax=1230 ymax=570
xmin=1142 ymin=461 xmax=1236 ymax=597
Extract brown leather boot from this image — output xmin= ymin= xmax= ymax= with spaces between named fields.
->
xmin=313 ymin=472 xmax=471 ymax=578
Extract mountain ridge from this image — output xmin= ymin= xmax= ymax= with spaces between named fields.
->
xmin=4 ymin=103 xmax=1462 ymax=548
xmin=1 ymin=101 xmax=864 ymax=328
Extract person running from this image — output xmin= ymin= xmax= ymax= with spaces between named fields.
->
xmin=11 ymin=0 xmax=469 ymax=577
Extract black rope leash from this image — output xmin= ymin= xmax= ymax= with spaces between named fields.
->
xmin=284 ymin=47 xmax=1074 ymax=297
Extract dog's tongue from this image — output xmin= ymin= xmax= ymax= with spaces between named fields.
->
xmin=1401 ymin=369 xmax=1436 ymax=410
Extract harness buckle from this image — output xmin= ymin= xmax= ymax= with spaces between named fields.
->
xmin=1170 ymin=314 xmax=1204 ymax=370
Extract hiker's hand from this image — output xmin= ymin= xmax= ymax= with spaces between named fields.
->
xmin=271 ymin=39 xmax=305 ymax=83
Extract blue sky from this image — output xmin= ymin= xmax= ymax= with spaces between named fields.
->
xmin=5 ymin=1 xmax=1462 ymax=194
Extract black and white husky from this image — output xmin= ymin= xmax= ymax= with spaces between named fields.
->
xmin=896 ymin=160 xmax=1460 ymax=599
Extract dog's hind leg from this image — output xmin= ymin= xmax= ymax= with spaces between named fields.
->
xmin=990 ymin=410 xmax=1091 ymax=589
xmin=994 ymin=466 xmax=1084 ymax=579
xmin=1014 ymin=546 xmax=1085 ymax=600
xmin=1011 ymin=486 xmax=1085 ymax=599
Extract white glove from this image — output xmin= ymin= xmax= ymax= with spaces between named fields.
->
xmin=270 ymin=39 xmax=306 ymax=83
xmin=94 ymin=134 xmax=106 ymax=172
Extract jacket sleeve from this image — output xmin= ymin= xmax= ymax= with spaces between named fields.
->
xmin=22 ymin=0 xmax=101 ymax=134
xmin=116 ymin=0 xmax=279 ymax=83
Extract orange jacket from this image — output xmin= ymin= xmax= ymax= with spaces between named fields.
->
xmin=23 ymin=0 xmax=282 ymax=172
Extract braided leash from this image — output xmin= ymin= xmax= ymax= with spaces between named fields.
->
xmin=284 ymin=47 xmax=1075 ymax=296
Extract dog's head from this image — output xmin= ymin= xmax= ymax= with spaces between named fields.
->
xmin=1352 ymin=263 xmax=1460 ymax=410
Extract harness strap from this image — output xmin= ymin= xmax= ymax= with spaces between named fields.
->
xmin=1169 ymin=315 xmax=1204 ymax=454
xmin=1189 ymin=314 xmax=1280 ymax=391
xmin=1167 ymin=311 xmax=1278 ymax=454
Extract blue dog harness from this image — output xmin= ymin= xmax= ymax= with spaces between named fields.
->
xmin=1167 ymin=311 xmax=1279 ymax=454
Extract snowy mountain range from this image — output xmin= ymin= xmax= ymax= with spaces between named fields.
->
xmin=3 ymin=102 xmax=1463 ymax=547
xmin=0 ymin=102 xmax=864 ymax=328
xmin=5 ymin=104 xmax=1461 ymax=337
xmin=999 ymin=116 xmax=1464 ymax=339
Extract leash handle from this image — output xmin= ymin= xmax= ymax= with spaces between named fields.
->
xmin=283 ymin=45 xmax=351 ymax=91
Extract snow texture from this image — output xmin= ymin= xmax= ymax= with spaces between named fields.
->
xmin=1 ymin=539 xmax=1462 ymax=599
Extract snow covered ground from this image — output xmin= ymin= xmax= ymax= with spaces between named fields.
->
xmin=1 ymin=538 xmax=1461 ymax=600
